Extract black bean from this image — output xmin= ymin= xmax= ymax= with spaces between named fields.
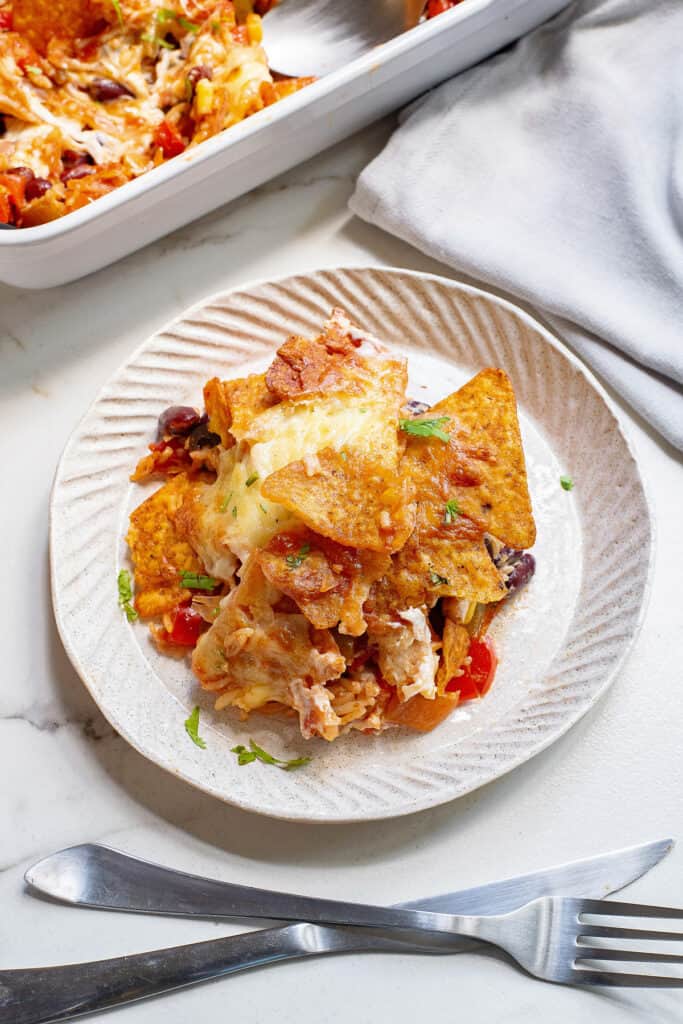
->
xmin=24 ymin=177 xmax=52 ymax=202
xmin=87 ymin=77 xmax=134 ymax=102
xmin=187 ymin=422 xmax=221 ymax=450
xmin=158 ymin=405 xmax=201 ymax=438
xmin=0 ymin=114 xmax=6 ymax=137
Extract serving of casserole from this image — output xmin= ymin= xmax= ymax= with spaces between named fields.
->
xmin=123 ymin=306 xmax=537 ymax=742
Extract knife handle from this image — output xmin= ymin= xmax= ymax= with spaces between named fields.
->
xmin=25 ymin=844 xmax=450 ymax=937
xmin=0 ymin=926 xmax=317 ymax=1024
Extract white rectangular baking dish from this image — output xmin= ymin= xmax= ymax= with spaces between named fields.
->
xmin=0 ymin=0 xmax=570 ymax=289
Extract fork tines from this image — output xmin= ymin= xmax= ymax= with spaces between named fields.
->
xmin=573 ymin=899 xmax=683 ymax=987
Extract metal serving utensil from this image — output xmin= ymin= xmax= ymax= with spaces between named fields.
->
xmin=262 ymin=0 xmax=427 ymax=78
xmin=1 ymin=841 xmax=670 ymax=1023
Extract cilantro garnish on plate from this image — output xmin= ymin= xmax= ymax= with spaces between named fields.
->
xmin=117 ymin=569 xmax=138 ymax=622
xmin=560 ymin=475 xmax=574 ymax=491
xmin=231 ymin=739 xmax=311 ymax=771
xmin=184 ymin=706 xmax=206 ymax=749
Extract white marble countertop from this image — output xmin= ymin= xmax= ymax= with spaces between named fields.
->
xmin=2 ymin=119 xmax=683 ymax=1024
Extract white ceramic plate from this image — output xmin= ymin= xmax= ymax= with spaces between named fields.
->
xmin=50 ymin=268 xmax=652 ymax=823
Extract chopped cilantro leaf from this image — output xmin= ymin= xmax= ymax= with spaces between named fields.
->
xmin=285 ymin=543 xmax=310 ymax=569
xmin=560 ymin=475 xmax=574 ymax=491
xmin=117 ymin=569 xmax=138 ymax=622
xmin=245 ymin=472 xmax=259 ymax=487
xmin=184 ymin=706 xmax=206 ymax=749
xmin=429 ymin=569 xmax=450 ymax=586
xmin=231 ymin=739 xmax=311 ymax=771
xmin=444 ymin=499 xmax=461 ymax=524
xmin=219 ymin=491 xmax=233 ymax=513
xmin=179 ymin=571 xmax=219 ymax=590
xmin=399 ymin=416 xmax=450 ymax=443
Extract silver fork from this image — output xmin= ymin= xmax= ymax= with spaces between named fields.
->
xmin=449 ymin=897 xmax=683 ymax=986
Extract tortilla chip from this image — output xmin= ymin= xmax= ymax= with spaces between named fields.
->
xmin=367 ymin=509 xmax=507 ymax=614
xmin=407 ymin=368 xmax=535 ymax=549
xmin=257 ymin=526 xmax=390 ymax=635
xmin=12 ymin=0 xmax=110 ymax=53
xmin=126 ymin=473 xmax=205 ymax=618
xmin=265 ymin=308 xmax=404 ymax=402
xmin=203 ymin=373 xmax=276 ymax=445
xmin=262 ymin=447 xmax=416 ymax=553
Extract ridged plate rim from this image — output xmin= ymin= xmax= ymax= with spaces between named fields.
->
xmin=49 ymin=267 xmax=653 ymax=822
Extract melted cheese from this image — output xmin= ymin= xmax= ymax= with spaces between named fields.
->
xmin=196 ymin=391 xmax=397 ymax=566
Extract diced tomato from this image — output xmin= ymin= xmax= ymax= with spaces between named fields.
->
xmin=167 ymin=606 xmax=203 ymax=646
xmin=427 ymin=0 xmax=463 ymax=17
xmin=0 ymin=172 xmax=26 ymax=209
xmin=446 ymin=636 xmax=497 ymax=701
xmin=154 ymin=120 xmax=186 ymax=159
xmin=0 ymin=9 xmax=12 ymax=30
xmin=0 ymin=191 xmax=12 ymax=224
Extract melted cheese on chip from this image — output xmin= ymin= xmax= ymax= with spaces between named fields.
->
xmin=186 ymin=345 xmax=408 ymax=569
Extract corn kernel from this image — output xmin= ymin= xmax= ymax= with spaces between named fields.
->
xmin=194 ymin=78 xmax=214 ymax=116
xmin=246 ymin=12 xmax=262 ymax=44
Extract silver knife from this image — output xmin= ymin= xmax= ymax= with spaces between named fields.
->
xmin=2 ymin=839 xmax=671 ymax=1024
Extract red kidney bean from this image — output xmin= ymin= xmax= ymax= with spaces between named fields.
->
xmin=6 ymin=166 xmax=35 ymax=183
xmin=87 ymin=77 xmax=134 ymax=102
xmin=61 ymin=164 xmax=96 ymax=182
xmin=506 ymin=552 xmax=536 ymax=592
xmin=158 ymin=405 xmax=201 ymax=437
xmin=404 ymin=398 xmax=430 ymax=415
xmin=24 ymin=177 xmax=52 ymax=202
xmin=61 ymin=149 xmax=94 ymax=169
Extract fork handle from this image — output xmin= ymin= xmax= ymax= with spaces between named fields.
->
xmin=0 ymin=926 xmax=323 ymax=1024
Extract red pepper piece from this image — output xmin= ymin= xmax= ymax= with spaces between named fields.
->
xmin=446 ymin=636 xmax=498 ymax=701
xmin=154 ymin=120 xmax=186 ymax=159
xmin=168 ymin=606 xmax=203 ymax=646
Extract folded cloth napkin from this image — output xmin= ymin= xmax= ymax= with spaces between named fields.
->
xmin=350 ymin=0 xmax=683 ymax=451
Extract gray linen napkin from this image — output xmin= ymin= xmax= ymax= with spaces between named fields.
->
xmin=350 ymin=0 xmax=683 ymax=450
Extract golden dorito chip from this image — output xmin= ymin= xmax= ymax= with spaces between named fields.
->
xmin=262 ymin=448 xmax=416 ymax=553
xmin=409 ymin=368 xmax=535 ymax=550
xmin=257 ymin=526 xmax=390 ymax=636
xmin=12 ymin=0 xmax=110 ymax=53
xmin=126 ymin=473 xmax=205 ymax=618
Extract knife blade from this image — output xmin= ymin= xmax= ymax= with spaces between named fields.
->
xmin=25 ymin=837 xmax=672 ymax=919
